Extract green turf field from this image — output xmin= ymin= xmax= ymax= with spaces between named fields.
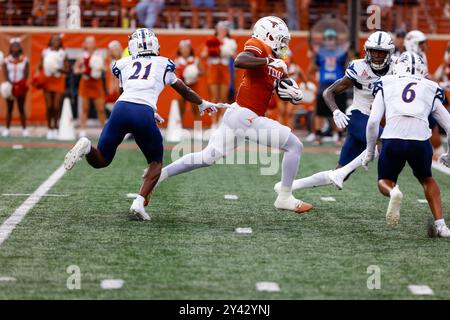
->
xmin=0 ymin=137 xmax=450 ymax=299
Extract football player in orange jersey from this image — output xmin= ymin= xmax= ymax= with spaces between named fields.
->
xmin=156 ymin=16 xmax=313 ymax=214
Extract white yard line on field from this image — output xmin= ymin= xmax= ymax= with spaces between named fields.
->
xmin=0 ymin=165 xmax=66 ymax=247
xmin=224 ymin=194 xmax=239 ymax=200
xmin=101 ymin=279 xmax=124 ymax=289
xmin=235 ymin=227 xmax=253 ymax=234
xmin=256 ymin=282 xmax=280 ymax=292
xmin=2 ymin=193 xmax=69 ymax=197
xmin=408 ymin=285 xmax=434 ymax=295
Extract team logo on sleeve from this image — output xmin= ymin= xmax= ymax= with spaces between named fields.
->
xmin=372 ymin=80 xmax=383 ymax=97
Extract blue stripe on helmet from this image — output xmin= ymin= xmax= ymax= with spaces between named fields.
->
xmin=411 ymin=53 xmax=415 ymax=75
xmin=141 ymin=29 xmax=147 ymax=50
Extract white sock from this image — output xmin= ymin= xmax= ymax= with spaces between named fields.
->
xmin=279 ymin=186 xmax=292 ymax=199
xmin=85 ymin=140 xmax=92 ymax=154
xmin=165 ymin=152 xmax=210 ymax=177
xmin=292 ymin=170 xmax=332 ymax=190
xmin=389 ymin=185 xmax=400 ymax=196
xmin=338 ymin=151 xmax=366 ymax=177
xmin=135 ymin=195 xmax=145 ymax=206
xmin=154 ymin=168 xmax=168 ymax=189
xmin=280 ymin=134 xmax=302 ymax=188
xmin=434 ymin=218 xmax=445 ymax=228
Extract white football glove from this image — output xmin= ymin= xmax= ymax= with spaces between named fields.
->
xmin=278 ymin=85 xmax=304 ymax=105
xmin=198 ymin=100 xmax=219 ymax=116
xmin=439 ymin=152 xmax=450 ymax=168
xmin=361 ymin=149 xmax=375 ymax=170
xmin=216 ymin=102 xmax=233 ymax=109
xmin=155 ymin=113 xmax=165 ymax=124
xmin=333 ymin=109 xmax=350 ymax=129
xmin=268 ymin=58 xmax=288 ymax=75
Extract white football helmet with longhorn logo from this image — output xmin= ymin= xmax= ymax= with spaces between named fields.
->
xmin=252 ymin=16 xmax=291 ymax=58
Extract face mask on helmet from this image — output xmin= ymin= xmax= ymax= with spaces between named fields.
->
xmin=366 ymin=48 xmax=391 ymax=71
xmin=272 ymin=35 xmax=290 ymax=59
xmin=364 ymin=31 xmax=394 ymax=71
xmin=252 ymin=17 xmax=290 ymax=59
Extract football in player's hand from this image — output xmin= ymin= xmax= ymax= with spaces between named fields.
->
xmin=276 ymin=78 xmax=299 ymax=102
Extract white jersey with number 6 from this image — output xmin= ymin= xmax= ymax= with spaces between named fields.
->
xmin=372 ymin=74 xmax=444 ymax=141
xmin=111 ymin=55 xmax=178 ymax=111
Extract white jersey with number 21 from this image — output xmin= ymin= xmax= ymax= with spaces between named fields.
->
xmin=112 ymin=55 xmax=178 ymax=111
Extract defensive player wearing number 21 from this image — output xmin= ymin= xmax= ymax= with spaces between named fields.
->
xmin=63 ymin=29 xmax=226 ymax=221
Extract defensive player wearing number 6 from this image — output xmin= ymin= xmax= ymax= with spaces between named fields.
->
xmin=362 ymin=52 xmax=450 ymax=237
xmin=63 ymin=29 xmax=225 ymax=221
xmin=274 ymin=31 xmax=395 ymax=193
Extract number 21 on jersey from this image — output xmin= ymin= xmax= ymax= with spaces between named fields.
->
xmin=129 ymin=61 xmax=152 ymax=80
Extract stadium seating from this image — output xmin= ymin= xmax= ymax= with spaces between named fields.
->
xmin=0 ymin=0 xmax=449 ymax=33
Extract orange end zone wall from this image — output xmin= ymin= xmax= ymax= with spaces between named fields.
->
xmin=0 ymin=28 xmax=449 ymax=128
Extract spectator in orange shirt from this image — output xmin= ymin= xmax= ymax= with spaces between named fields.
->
xmin=28 ymin=0 xmax=49 ymax=26
xmin=73 ymin=36 xmax=106 ymax=138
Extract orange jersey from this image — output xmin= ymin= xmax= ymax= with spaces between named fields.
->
xmin=235 ymin=38 xmax=284 ymax=116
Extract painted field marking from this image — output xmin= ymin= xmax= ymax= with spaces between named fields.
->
xmin=320 ymin=197 xmax=336 ymax=202
xmin=224 ymin=194 xmax=239 ymax=200
xmin=12 ymin=145 xmax=23 ymax=150
xmin=408 ymin=285 xmax=434 ymax=295
xmin=101 ymin=279 xmax=124 ymax=289
xmin=0 ymin=165 xmax=66 ymax=247
xmin=256 ymin=282 xmax=280 ymax=292
xmin=126 ymin=193 xmax=139 ymax=198
xmin=2 ymin=193 xmax=69 ymax=197
xmin=417 ymin=199 xmax=428 ymax=204
xmin=0 ymin=276 xmax=16 ymax=282
xmin=235 ymin=227 xmax=253 ymax=234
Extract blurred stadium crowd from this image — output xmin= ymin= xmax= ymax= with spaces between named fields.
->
xmin=0 ymin=0 xmax=449 ymax=33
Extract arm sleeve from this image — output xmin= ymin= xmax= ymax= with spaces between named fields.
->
xmin=431 ymin=101 xmax=450 ymax=149
xmin=345 ymin=62 xmax=357 ymax=81
xmin=243 ymin=39 xmax=264 ymax=57
xmin=164 ymin=59 xmax=178 ymax=86
xmin=366 ymin=91 xmax=385 ymax=154
xmin=432 ymin=87 xmax=445 ymax=111
xmin=111 ymin=61 xmax=122 ymax=87
xmin=372 ymin=79 xmax=384 ymax=97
